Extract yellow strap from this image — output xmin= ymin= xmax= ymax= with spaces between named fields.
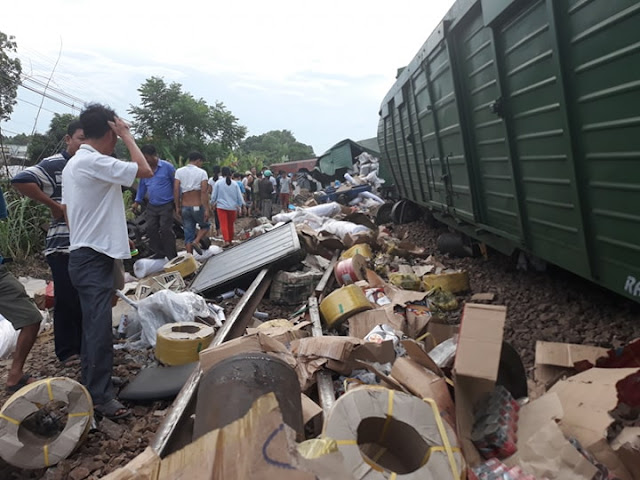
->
xmin=43 ymin=444 xmax=50 ymax=467
xmin=415 ymin=331 xmax=437 ymax=349
xmin=389 ymin=473 xmax=397 ymax=480
xmin=68 ymin=411 xmax=92 ymax=418
xmin=377 ymin=389 xmax=394 ymax=443
xmin=46 ymin=379 xmax=54 ymax=401
xmin=422 ymin=397 xmax=460 ymax=479
xmin=0 ymin=413 xmax=20 ymax=425
xmin=445 ymin=377 xmax=454 ymax=387
xmin=336 ymin=439 xmax=357 ymax=446
xmin=371 ymin=446 xmax=387 ymax=463
xmin=420 ymin=446 xmax=462 ymax=467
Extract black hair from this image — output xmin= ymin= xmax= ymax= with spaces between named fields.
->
xmin=221 ymin=166 xmax=232 ymax=185
xmin=232 ymin=172 xmax=241 ymax=180
xmin=188 ymin=151 xmax=204 ymax=162
xmin=66 ymin=120 xmax=82 ymax=137
xmin=141 ymin=144 xmax=157 ymax=156
xmin=79 ymin=103 xmax=116 ymax=139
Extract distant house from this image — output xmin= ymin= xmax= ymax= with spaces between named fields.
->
xmin=268 ymin=158 xmax=318 ymax=175
xmin=315 ymin=137 xmax=392 ymax=186
xmin=1 ymin=144 xmax=28 ymax=163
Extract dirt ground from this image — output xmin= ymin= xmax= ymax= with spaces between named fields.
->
xmin=1 ymin=216 xmax=639 ymax=479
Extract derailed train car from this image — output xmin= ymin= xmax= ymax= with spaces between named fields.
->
xmin=378 ymin=0 xmax=640 ymax=303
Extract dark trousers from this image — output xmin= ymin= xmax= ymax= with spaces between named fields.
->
xmin=146 ymin=202 xmax=177 ymax=259
xmin=68 ymin=248 xmax=115 ymax=406
xmin=46 ymin=253 xmax=82 ymax=362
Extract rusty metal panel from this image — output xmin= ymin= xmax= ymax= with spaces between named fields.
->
xmin=189 ymin=222 xmax=301 ymax=294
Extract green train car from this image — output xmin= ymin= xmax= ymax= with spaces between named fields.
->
xmin=378 ymin=0 xmax=640 ymax=303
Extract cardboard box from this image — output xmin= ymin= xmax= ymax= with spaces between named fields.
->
xmin=348 ymin=307 xmax=405 ymax=339
xmin=246 ymin=320 xmax=311 ymax=345
xmin=453 ymin=303 xmax=506 ymax=467
xmin=548 ymin=367 xmax=640 ymax=480
xmin=534 ymin=341 xmax=608 ymax=388
xmin=390 ymin=340 xmax=455 ymax=427
xmin=199 ymin=333 xmax=295 ymax=373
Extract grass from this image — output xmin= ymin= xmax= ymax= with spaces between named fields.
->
xmin=0 ymin=186 xmax=49 ymax=261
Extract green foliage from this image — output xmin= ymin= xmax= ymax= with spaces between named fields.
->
xmin=238 ymin=130 xmax=315 ymax=166
xmin=128 ymin=77 xmax=247 ymax=166
xmin=0 ymin=31 xmax=22 ymax=122
xmin=5 ymin=133 xmax=30 ymax=145
xmin=0 ymin=187 xmax=48 ymax=260
xmin=27 ymin=113 xmax=77 ymax=164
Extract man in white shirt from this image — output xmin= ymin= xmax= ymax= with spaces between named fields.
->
xmin=62 ymin=103 xmax=152 ymax=420
xmin=174 ymin=152 xmax=210 ymax=254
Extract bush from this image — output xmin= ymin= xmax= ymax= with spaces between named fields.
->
xmin=0 ymin=187 xmax=49 ymax=260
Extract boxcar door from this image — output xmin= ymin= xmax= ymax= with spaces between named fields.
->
xmin=491 ymin=0 xmax=591 ymax=276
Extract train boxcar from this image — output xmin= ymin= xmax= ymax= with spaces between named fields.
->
xmin=378 ymin=0 xmax=640 ymax=303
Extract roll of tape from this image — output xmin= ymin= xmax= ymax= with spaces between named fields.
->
xmin=422 ymin=271 xmax=469 ymax=294
xmin=0 ymin=377 xmax=93 ymax=469
xmin=340 ymin=243 xmax=373 ymax=260
xmin=334 ymin=254 xmax=369 ymax=286
xmin=163 ymin=254 xmax=198 ymax=278
xmin=323 ymin=387 xmax=464 ymax=479
xmin=319 ymin=284 xmax=372 ymax=328
xmin=155 ymin=322 xmax=214 ymax=366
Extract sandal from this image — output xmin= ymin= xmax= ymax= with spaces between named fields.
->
xmin=95 ymin=398 xmax=131 ymax=420
xmin=5 ymin=374 xmax=36 ymax=393
xmin=60 ymin=354 xmax=81 ymax=367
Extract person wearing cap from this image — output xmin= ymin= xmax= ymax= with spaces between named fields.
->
xmin=258 ymin=170 xmax=274 ymax=219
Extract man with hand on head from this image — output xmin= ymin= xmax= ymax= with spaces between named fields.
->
xmin=11 ymin=120 xmax=85 ymax=367
xmin=132 ymin=144 xmax=177 ymax=260
xmin=62 ymin=103 xmax=152 ymax=420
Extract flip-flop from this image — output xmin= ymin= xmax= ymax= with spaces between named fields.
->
xmin=5 ymin=374 xmax=35 ymax=393
xmin=95 ymin=398 xmax=131 ymax=421
xmin=60 ymin=354 xmax=81 ymax=367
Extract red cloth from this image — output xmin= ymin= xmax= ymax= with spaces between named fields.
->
xmin=217 ymin=208 xmax=236 ymax=243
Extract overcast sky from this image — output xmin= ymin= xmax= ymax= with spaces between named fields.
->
xmin=1 ymin=1 xmax=454 ymax=155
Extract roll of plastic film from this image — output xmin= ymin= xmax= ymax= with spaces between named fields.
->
xmin=163 ymin=254 xmax=198 ymax=278
xmin=155 ymin=322 xmax=214 ymax=366
xmin=0 ymin=377 xmax=93 ymax=469
xmin=334 ymin=253 xmax=369 ymax=286
xmin=340 ymin=243 xmax=373 ymax=260
xmin=422 ymin=271 xmax=470 ymax=294
xmin=319 ymin=284 xmax=372 ymax=328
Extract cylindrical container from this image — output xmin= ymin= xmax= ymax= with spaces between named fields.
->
xmin=155 ymin=322 xmax=214 ymax=366
xmin=319 ymin=284 xmax=372 ymax=328
xmin=334 ymin=253 xmax=368 ymax=286
xmin=163 ymin=254 xmax=198 ymax=278
xmin=194 ymin=352 xmax=303 ymax=441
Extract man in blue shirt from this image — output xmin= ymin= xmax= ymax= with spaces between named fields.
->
xmin=11 ymin=120 xmax=85 ymax=365
xmin=133 ymin=145 xmax=177 ymax=260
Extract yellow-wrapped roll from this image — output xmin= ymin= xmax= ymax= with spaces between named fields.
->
xmin=340 ymin=243 xmax=373 ymax=260
xmin=422 ymin=271 xmax=469 ymax=294
xmin=320 ymin=284 xmax=372 ymax=328
xmin=163 ymin=254 xmax=198 ymax=278
xmin=389 ymin=273 xmax=422 ymax=291
xmin=155 ymin=322 xmax=214 ymax=366
xmin=0 ymin=377 xmax=93 ymax=469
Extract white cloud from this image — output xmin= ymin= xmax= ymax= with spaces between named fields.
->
xmin=1 ymin=0 xmax=454 ymax=152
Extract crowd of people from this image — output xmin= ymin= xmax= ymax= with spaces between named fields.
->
xmin=0 ymin=103 xmax=311 ymax=420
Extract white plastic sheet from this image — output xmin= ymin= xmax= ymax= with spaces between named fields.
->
xmin=321 ymin=219 xmax=371 ymax=240
xmin=130 ymin=290 xmax=211 ymax=347
xmin=133 ymin=258 xmax=167 ymax=279
xmin=0 ymin=315 xmax=19 ymax=359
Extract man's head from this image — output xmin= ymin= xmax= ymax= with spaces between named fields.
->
xmin=64 ymin=120 xmax=85 ymax=156
xmin=251 ymin=167 xmax=257 ymax=175
xmin=141 ymin=144 xmax=159 ymax=168
xmin=79 ymin=103 xmax=117 ymax=153
xmin=264 ymin=170 xmax=272 ymax=178
xmin=232 ymin=172 xmax=241 ymax=180
xmin=187 ymin=151 xmax=205 ymax=167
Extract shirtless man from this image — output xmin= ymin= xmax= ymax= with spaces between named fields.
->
xmin=174 ymin=152 xmax=210 ymax=254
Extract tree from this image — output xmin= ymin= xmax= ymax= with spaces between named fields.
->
xmin=238 ymin=130 xmax=314 ymax=165
xmin=0 ymin=31 xmax=21 ymax=122
xmin=27 ymin=113 xmax=77 ymax=164
xmin=5 ymin=133 xmax=30 ymax=145
xmin=128 ymin=77 xmax=247 ymax=165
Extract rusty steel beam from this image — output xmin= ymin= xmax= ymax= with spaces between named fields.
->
xmin=308 ymin=296 xmax=335 ymax=414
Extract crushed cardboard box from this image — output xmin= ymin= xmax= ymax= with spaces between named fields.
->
xmin=534 ymin=341 xmax=608 ymax=389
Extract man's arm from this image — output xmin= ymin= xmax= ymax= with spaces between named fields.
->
xmin=200 ymin=179 xmax=209 ymax=220
xmin=108 ymin=117 xmax=153 ymax=178
xmin=132 ymin=178 xmax=147 ymax=211
xmin=13 ymin=183 xmax=65 ymax=220
xmin=173 ymin=178 xmax=181 ymax=217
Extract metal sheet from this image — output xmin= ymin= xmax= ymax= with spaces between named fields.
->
xmin=189 ymin=222 xmax=301 ymax=294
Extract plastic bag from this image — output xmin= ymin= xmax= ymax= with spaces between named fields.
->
xmin=0 ymin=315 xmax=18 ymax=359
xmin=133 ymin=257 xmax=167 ymax=279
xmin=131 ymin=290 xmax=211 ymax=347
xmin=359 ymin=191 xmax=385 ymax=204
xmin=320 ymin=219 xmax=371 ymax=240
